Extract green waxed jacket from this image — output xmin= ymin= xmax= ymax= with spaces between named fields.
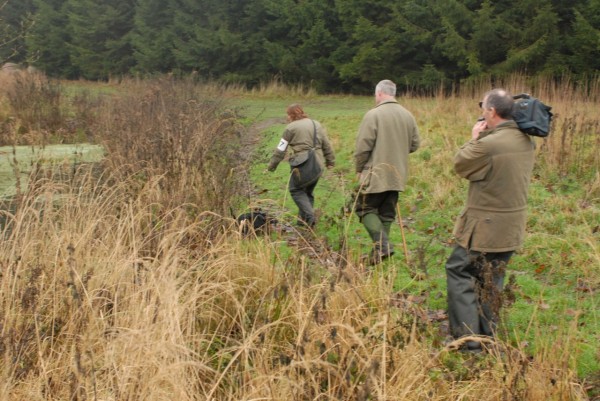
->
xmin=453 ymin=120 xmax=536 ymax=252
xmin=354 ymin=100 xmax=420 ymax=194
xmin=268 ymin=118 xmax=335 ymax=172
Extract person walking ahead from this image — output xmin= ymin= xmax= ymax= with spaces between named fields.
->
xmin=267 ymin=104 xmax=335 ymax=227
xmin=445 ymin=88 xmax=536 ymax=352
xmin=354 ymin=79 xmax=420 ymax=264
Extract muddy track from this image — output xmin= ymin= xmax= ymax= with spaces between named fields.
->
xmin=236 ymin=117 xmax=284 ymax=199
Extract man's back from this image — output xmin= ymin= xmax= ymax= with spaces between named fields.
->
xmin=355 ymin=100 xmax=420 ymax=193
xmin=453 ymin=120 xmax=535 ymax=253
xmin=455 ymin=121 xmax=535 ymax=211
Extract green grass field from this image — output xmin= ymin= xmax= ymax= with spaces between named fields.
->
xmin=0 ymin=143 xmax=104 ymax=198
xmin=231 ymin=91 xmax=599 ymax=381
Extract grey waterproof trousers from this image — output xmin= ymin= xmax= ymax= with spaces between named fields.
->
xmin=445 ymin=245 xmax=513 ymax=348
xmin=289 ymin=178 xmax=318 ymax=226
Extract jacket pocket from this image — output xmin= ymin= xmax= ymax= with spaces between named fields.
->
xmin=453 ymin=210 xmax=477 ymax=248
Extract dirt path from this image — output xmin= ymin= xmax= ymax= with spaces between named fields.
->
xmin=236 ymin=116 xmax=284 ymax=197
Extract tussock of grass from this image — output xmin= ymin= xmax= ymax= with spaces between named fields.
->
xmin=0 ymin=70 xmax=83 ymax=145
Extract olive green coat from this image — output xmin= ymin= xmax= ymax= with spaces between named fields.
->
xmin=354 ymin=100 xmax=420 ymax=193
xmin=268 ymin=118 xmax=335 ymax=172
xmin=453 ymin=121 xmax=535 ymax=252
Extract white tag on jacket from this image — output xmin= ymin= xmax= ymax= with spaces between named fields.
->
xmin=277 ymin=138 xmax=289 ymax=151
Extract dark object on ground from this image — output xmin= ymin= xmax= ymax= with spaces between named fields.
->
xmin=236 ymin=209 xmax=277 ymax=236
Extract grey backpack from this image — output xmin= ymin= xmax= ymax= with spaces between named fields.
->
xmin=512 ymin=93 xmax=553 ymax=137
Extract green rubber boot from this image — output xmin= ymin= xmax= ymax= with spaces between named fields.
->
xmin=382 ymin=221 xmax=392 ymax=237
xmin=362 ymin=214 xmax=394 ymax=265
xmin=362 ymin=213 xmax=383 ymax=242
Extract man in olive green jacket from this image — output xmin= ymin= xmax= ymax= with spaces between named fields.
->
xmin=446 ymin=88 xmax=535 ymax=352
xmin=354 ymin=80 xmax=420 ymax=264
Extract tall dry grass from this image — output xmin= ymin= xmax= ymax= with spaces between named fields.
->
xmin=94 ymin=77 xmax=249 ymax=216
xmin=459 ymin=74 xmax=600 ymax=187
xmin=0 ymin=74 xmax=594 ymax=400
xmin=0 ymin=69 xmax=98 ymax=145
xmin=0 ymin=164 xmax=589 ymax=400
xmin=415 ymin=74 xmax=600 ymax=218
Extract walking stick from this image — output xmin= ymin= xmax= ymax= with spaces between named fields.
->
xmin=396 ymin=204 xmax=410 ymax=266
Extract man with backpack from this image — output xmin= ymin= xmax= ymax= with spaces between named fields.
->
xmin=446 ymin=88 xmax=536 ymax=352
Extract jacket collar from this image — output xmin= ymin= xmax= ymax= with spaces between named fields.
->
xmin=478 ymin=120 xmax=519 ymax=139
xmin=496 ymin=120 xmax=519 ymax=129
xmin=376 ymin=99 xmax=399 ymax=107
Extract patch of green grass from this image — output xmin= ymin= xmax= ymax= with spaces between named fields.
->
xmin=0 ymin=143 xmax=105 ymax=198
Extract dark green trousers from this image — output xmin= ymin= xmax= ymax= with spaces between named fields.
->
xmin=356 ymin=191 xmax=398 ymax=253
xmin=445 ymin=245 xmax=513 ymax=348
xmin=355 ymin=191 xmax=398 ymax=223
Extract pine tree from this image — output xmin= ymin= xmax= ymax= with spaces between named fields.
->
xmin=493 ymin=0 xmax=561 ymax=74
xmin=170 ymin=0 xmax=222 ymax=74
xmin=566 ymin=9 xmax=600 ymax=75
xmin=334 ymin=0 xmax=451 ymax=92
xmin=65 ymin=0 xmax=135 ymax=80
xmin=255 ymin=0 xmax=342 ymax=91
xmin=26 ymin=0 xmax=74 ymax=77
xmin=171 ymin=0 xmax=277 ymax=83
xmin=131 ymin=0 xmax=175 ymax=74
xmin=0 ymin=0 xmax=34 ymax=63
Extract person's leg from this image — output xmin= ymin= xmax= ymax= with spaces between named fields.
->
xmin=306 ymin=181 xmax=317 ymax=208
xmin=362 ymin=213 xmax=385 ymax=243
xmin=361 ymin=213 xmax=392 ymax=264
xmin=446 ymin=245 xmax=482 ymax=350
xmin=477 ymin=251 xmax=513 ymax=337
xmin=289 ymin=179 xmax=317 ymax=227
xmin=356 ymin=193 xmax=393 ymax=263
xmin=382 ymin=221 xmax=392 ymax=236
xmin=378 ymin=191 xmax=398 ymax=255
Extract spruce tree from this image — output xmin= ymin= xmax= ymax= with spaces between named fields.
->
xmin=65 ymin=0 xmax=135 ymax=80
xmin=131 ymin=0 xmax=175 ymax=74
xmin=566 ymin=9 xmax=600 ymax=75
xmin=27 ymin=0 xmax=74 ymax=77
xmin=0 ymin=0 xmax=34 ymax=63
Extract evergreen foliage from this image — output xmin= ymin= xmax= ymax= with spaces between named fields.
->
xmin=2 ymin=0 xmax=600 ymax=92
xmin=0 ymin=0 xmax=34 ymax=64
xmin=26 ymin=0 xmax=73 ymax=77
xmin=64 ymin=0 xmax=135 ymax=80
xmin=131 ymin=0 xmax=175 ymax=74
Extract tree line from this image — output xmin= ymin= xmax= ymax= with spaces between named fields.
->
xmin=1 ymin=0 xmax=600 ymax=93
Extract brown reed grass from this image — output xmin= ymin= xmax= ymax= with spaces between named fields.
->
xmin=0 ymin=164 xmax=589 ymax=400
xmin=0 ymin=69 xmax=98 ymax=146
xmin=91 ymin=77 xmax=249 ymax=217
